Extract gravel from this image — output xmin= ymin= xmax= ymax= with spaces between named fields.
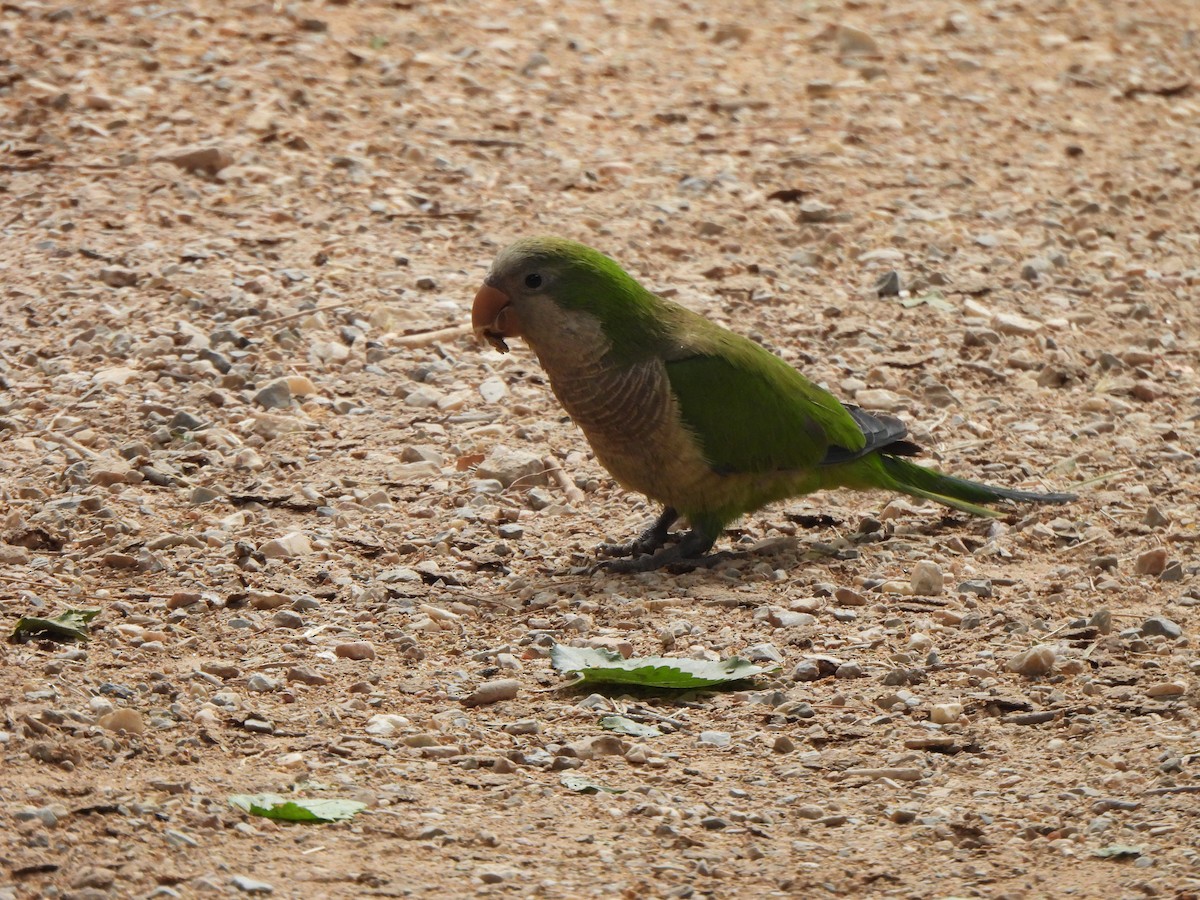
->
xmin=0 ymin=2 xmax=1197 ymax=898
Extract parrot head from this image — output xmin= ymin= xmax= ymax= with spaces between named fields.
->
xmin=472 ymin=237 xmax=662 ymax=359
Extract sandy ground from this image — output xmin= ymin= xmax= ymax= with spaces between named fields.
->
xmin=1 ymin=0 xmax=1199 ymax=897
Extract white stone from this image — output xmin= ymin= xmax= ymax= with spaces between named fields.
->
xmin=366 ymin=714 xmax=411 ymax=736
xmin=910 ymin=560 xmax=944 ymax=596
xmin=1007 ymin=644 xmax=1056 ymax=677
xmin=259 ymin=532 xmax=312 ymax=558
xmin=475 ymin=447 xmax=547 ymax=488
xmin=930 ymin=702 xmax=963 ymax=725
xmin=854 ymin=388 xmax=905 ymax=412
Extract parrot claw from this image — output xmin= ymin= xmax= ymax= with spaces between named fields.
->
xmin=596 ymin=506 xmax=679 ymax=559
xmin=591 ymin=547 xmax=737 ymax=575
xmin=591 ymin=524 xmax=718 ymax=574
xmin=596 ymin=536 xmax=668 ymax=559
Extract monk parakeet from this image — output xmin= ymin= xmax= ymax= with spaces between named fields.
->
xmin=472 ymin=236 xmax=1075 ymax=572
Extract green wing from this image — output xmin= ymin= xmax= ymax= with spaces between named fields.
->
xmin=663 ymin=325 xmax=866 ymax=475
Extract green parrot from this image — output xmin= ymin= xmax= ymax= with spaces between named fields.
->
xmin=472 ymin=236 xmax=1075 ymax=572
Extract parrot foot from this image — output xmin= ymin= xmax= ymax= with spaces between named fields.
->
xmin=593 ymin=526 xmax=719 ymax=574
xmin=597 ymin=506 xmax=679 ymax=559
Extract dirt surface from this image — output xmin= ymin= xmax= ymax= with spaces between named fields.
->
xmin=2 ymin=1 xmax=1199 ymax=897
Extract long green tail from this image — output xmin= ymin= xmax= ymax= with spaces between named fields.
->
xmin=879 ymin=455 xmax=1076 ymax=518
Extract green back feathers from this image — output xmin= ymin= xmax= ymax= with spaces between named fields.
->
xmin=664 ymin=325 xmax=867 ymax=475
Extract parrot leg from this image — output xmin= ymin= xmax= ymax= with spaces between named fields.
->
xmin=598 ymin=506 xmax=679 ymax=559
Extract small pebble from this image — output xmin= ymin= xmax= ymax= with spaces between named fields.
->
xmin=230 ymin=875 xmax=274 ymax=894
xmin=874 ymin=270 xmax=901 ymax=297
xmin=284 ymin=375 xmax=317 ymax=397
xmin=1143 ymin=505 xmax=1171 ymax=527
xmin=526 ymin=488 xmax=554 ymax=510
xmin=930 ymin=702 xmax=963 ymax=725
xmin=1089 ymin=609 xmax=1114 ymax=634
xmin=165 ymin=145 xmax=234 ymax=175
xmin=563 ymin=735 xmax=626 ymax=759
xmin=287 ymin=666 xmax=329 ymax=685
xmin=462 ymin=678 xmax=520 ymax=707
xmin=272 ymin=610 xmax=304 ymax=629
xmin=246 ymin=674 xmax=279 ymax=693
xmin=1142 ymin=617 xmax=1182 ymax=639
xmin=167 ymin=592 xmax=202 ymax=610
xmin=845 ymin=767 xmax=922 ymax=782
xmin=834 ymin=587 xmax=867 ymax=607
xmin=98 ymin=709 xmax=145 ymax=734
xmin=335 ymin=641 xmax=376 ymax=661
xmin=992 ymin=311 xmax=1041 ymax=335
xmin=1007 ymin=644 xmax=1056 ymax=677
xmin=791 ymin=661 xmax=821 ymax=681
xmin=475 ymin=447 xmax=547 ymax=488
xmin=365 ymin=714 xmax=410 ymax=736
xmin=99 ymin=266 xmax=139 ymax=288
xmin=797 ymin=200 xmax=835 ymax=223
xmin=769 ymin=608 xmax=815 ymax=628
xmin=72 ymin=867 xmax=117 ymax=889
xmin=15 ymin=806 xmax=62 ymax=827
xmin=1145 ymin=681 xmax=1186 ymax=699
xmin=259 ymin=532 xmax=311 ymax=558
xmin=910 ymin=560 xmax=944 ymax=596
xmin=1003 ymin=711 xmax=1058 ymax=726
xmin=744 ymin=643 xmax=784 ymax=663
xmin=252 ymin=379 xmax=293 ymax=410
xmin=958 ymin=579 xmax=993 ymax=598
xmin=836 ymin=24 xmax=878 ymax=56
xmin=1134 ymin=548 xmax=1168 ymax=576
xmin=623 ymin=745 xmax=652 ymax=765
xmin=854 ymin=388 xmax=904 ymax=412
xmin=248 ymin=592 xmax=290 ymax=610
xmin=163 ymin=830 xmax=199 ymax=848
xmin=1160 ymin=561 xmax=1184 ymax=582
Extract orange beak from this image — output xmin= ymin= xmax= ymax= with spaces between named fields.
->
xmin=472 ymin=283 xmax=519 ymax=353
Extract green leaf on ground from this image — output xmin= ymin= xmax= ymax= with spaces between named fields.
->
xmin=560 ymin=773 xmax=626 ymax=794
xmin=598 ymin=715 xmax=662 ymax=738
xmin=11 ymin=609 xmax=101 ymax=643
xmin=550 ymin=644 xmax=774 ymax=689
xmin=229 ymin=794 xmax=366 ymax=823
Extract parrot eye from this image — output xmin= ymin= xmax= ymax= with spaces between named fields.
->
xmin=524 ymin=273 xmax=543 ymax=289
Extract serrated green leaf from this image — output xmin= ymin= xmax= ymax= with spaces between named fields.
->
xmin=552 ymin=645 xmax=625 ymax=668
xmin=560 ymin=774 xmax=625 ymax=794
xmin=599 ymin=715 xmax=662 ymax=738
xmin=11 ymin=608 xmax=101 ymax=643
xmin=229 ymin=793 xmax=366 ymax=823
xmin=1092 ymin=844 xmax=1142 ymax=859
xmin=550 ymin=644 xmax=774 ymax=689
